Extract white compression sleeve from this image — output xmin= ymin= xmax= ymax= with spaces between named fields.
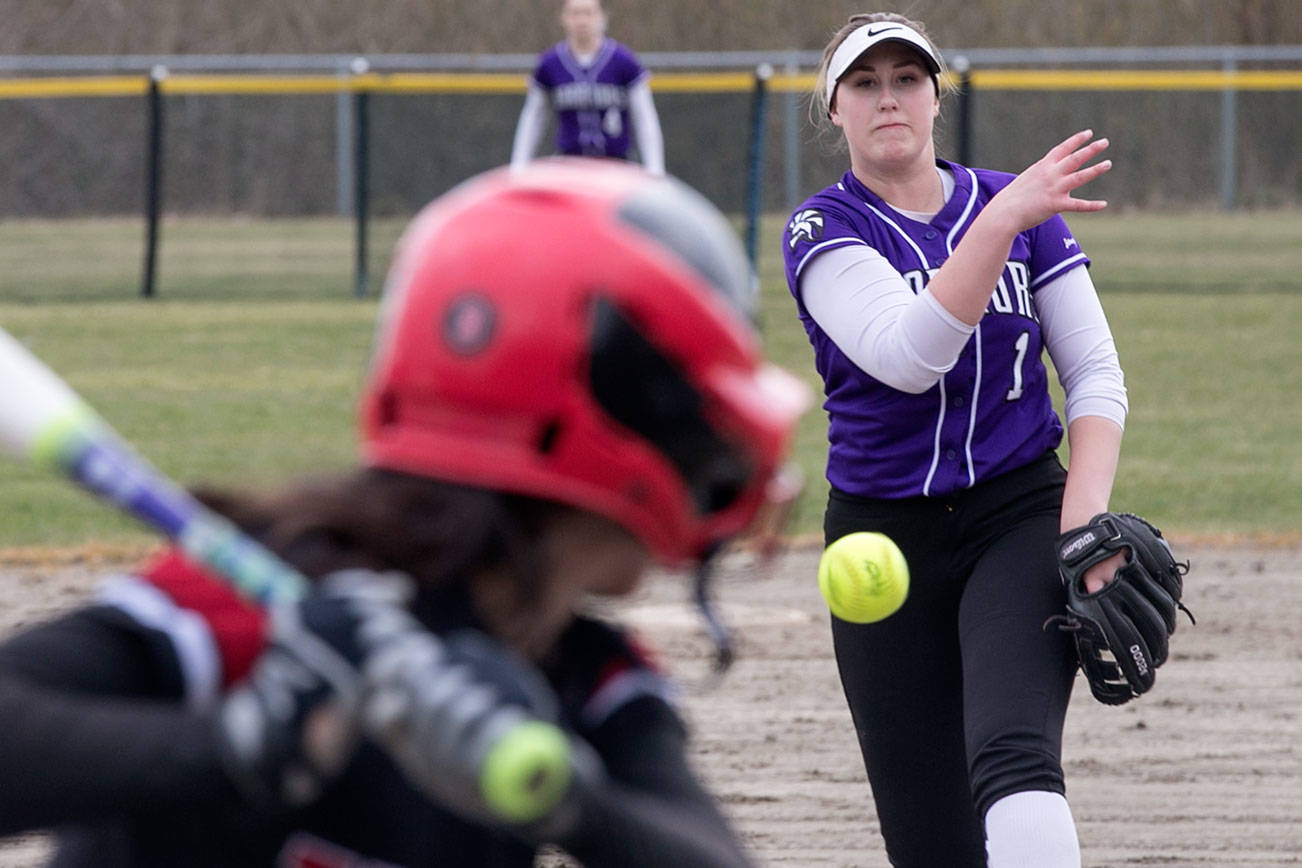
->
xmin=800 ymin=244 xmax=974 ymax=393
xmin=628 ymin=79 xmax=665 ymax=175
xmin=985 ymin=791 xmax=1081 ymax=868
xmin=1037 ymin=265 xmax=1128 ymax=429
xmin=510 ymin=84 xmax=549 ymax=170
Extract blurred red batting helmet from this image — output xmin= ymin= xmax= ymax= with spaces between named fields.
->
xmin=360 ymin=159 xmax=809 ymax=564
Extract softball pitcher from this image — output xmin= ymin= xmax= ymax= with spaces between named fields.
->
xmin=784 ymin=12 xmax=1136 ymax=867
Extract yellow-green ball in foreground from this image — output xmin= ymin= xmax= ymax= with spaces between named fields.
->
xmin=818 ymin=532 xmax=910 ymax=623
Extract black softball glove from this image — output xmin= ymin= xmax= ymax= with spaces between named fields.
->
xmin=1050 ymin=512 xmax=1193 ymax=705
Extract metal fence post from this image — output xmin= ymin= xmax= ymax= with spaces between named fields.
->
xmin=1219 ymin=54 xmax=1238 ymax=210
xmin=351 ymin=57 xmax=370 ymax=298
xmin=782 ymin=54 xmax=802 ymax=212
xmin=336 ymin=62 xmax=355 ymax=217
xmin=745 ymin=63 xmax=772 ymax=270
xmin=952 ymin=55 xmax=973 ymax=167
xmin=140 ymin=64 xmax=167 ymax=299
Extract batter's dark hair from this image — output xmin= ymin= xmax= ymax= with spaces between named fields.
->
xmin=193 ymin=468 xmax=553 ymax=609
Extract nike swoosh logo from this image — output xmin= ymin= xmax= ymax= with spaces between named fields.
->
xmin=866 ymin=25 xmax=904 ymax=36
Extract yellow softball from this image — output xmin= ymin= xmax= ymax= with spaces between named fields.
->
xmin=817 ymin=532 xmax=910 ymax=624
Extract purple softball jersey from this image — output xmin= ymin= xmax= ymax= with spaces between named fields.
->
xmin=531 ymin=38 xmax=648 ymax=159
xmin=784 ymin=160 xmax=1090 ymax=499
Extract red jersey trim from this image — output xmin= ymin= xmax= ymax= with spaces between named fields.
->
xmin=101 ymin=547 xmax=270 ymax=698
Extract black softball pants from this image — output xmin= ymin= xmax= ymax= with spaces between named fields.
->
xmin=824 ymin=451 xmax=1078 ymax=867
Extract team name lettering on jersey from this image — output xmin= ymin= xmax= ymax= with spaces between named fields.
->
xmin=553 ymin=81 xmax=628 ymax=111
xmin=900 ymin=263 xmax=1036 ymax=323
xmin=900 ymin=267 xmax=937 ymax=296
xmin=989 ymin=261 xmax=1035 ymax=319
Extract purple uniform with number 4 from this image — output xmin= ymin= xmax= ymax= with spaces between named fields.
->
xmin=532 ymin=38 xmax=648 ymax=160
xmin=783 ymin=159 xmax=1089 ymax=499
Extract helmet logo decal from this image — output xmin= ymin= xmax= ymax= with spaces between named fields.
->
xmin=442 ymin=293 xmax=497 ymax=355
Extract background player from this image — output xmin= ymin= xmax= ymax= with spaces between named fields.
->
xmin=784 ymin=12 xmax=1128 ymax=867
xmin=511 ymin=0 xmax=665 ymax=174
xmin=0 ymin=159 xmax=807 ymax=866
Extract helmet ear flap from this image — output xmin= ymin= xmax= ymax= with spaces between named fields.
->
xmin=587 ymin=297 xmax=752 ymax=516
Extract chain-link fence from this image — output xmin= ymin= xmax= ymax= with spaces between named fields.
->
xmin=0 ymin=48 xmax=1298 ymax=220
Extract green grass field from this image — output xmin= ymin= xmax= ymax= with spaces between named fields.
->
xmin=0 ymin=211 xmax=1298 ymax=550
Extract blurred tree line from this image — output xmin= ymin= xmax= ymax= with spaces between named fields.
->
xmin=1 ymin=0 xmax=1298 ymax=54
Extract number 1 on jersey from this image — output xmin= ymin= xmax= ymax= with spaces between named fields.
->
xmin=1005 ymin=331 xmax=1029 ymax=401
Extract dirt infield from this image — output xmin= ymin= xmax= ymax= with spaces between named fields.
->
xmin=1 ymin=539 xmax=1298 ymax=866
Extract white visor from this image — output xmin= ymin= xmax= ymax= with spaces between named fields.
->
xmin=825 ymin=22 xmax=942 ymax=105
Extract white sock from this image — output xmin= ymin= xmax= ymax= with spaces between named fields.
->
xmin=984 ymin=790 xmax=1081 ymax=868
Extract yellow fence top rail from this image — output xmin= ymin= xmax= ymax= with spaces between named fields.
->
xmin=0 ymin=76 xmax=148 ymax=98
xmin=965 ymin=68 xmax=1302 ymax=91
xmin=0 ymin=68 xmax=1299 ymax=99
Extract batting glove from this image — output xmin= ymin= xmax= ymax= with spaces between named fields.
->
xmin=215 ymin=570 xmax=413 ymax=807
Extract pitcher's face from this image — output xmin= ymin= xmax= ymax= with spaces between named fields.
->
xmin=830 ymin=42 xmax=940 ymax=173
